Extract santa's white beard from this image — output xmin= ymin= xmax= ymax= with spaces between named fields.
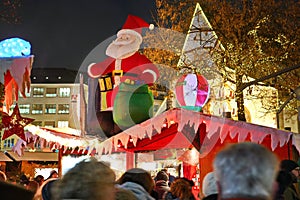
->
xmin=106 ymin=38 xmax=140 ymax=59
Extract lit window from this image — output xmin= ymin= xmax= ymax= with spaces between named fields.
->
xmin=11 ymin=138 xmax=14 ymax=147
xmin=58 ymin=121 xmax=69 ymax=128
xmin=59 ymin=88 xmax=70 ymax=97
xmin=19 ymin=104 xmax=30 ymax=114
xmin=44 ymin=121 xmax=55 ymax=128
xmin=4 ymin=139 xmax=14 ymax=148
xmin=32 ymin=104 xmax=43 ymax=114
xmin=7 ymin=139 xmax=10 ymax=148
xmin=46 ymin=88 xmax=57 ymax=97
xmin=58 ymin=104 xmax=69 ymax=114
xmin=45 ymin=104 xmax=56 ymax=114
xmin=33 ymin=87 xmax=44 ymax=97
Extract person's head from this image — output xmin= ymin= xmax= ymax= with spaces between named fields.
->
xmin=202 ymin=172 xmax=218 ymax=197
xmin=155 ymin=170 xmax=169 ymax=182
xmin=47 ymin=170 xmax=58 ymax=179
xmin=20 ymin=174 xmax=29 ymax=186
xmin=117 ymin=168 xmax=154 ymax=193
xmin=280 ymin=159 xmax=300 ymax=183
xmin=26 ymin=180 xmax=39 ymax=193
xmin=169 ymin=178 xmax=195 ymax=199
xmin=34 ymin=175 xmax=44 ymax=186
xmin=33 ymin=178 xmax=58 ymax=200
xmin=52 ymin=157 xmax=116 ymax=200
xmin=213 ymin=142 xmax=279 ymax=200
xmin=180 ymin=177 xmax=194 ymax=187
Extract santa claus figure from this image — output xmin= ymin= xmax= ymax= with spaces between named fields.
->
xmin=88 ymin=15 xmax=159 ymax=138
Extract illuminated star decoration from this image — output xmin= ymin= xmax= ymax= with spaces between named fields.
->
xmin=1 ymin=104 xmax=35 ymax=141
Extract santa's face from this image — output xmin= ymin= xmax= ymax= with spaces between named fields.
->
xmin=106 ymin=33 xmax=141 ymax=59
xmin=114 ymin=33 xmax=136 ymax=46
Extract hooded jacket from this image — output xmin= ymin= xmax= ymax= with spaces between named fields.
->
xmin=119 ymin=182 xmax=155 ymax=200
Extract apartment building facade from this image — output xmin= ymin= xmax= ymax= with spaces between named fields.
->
xmin=0 ymin=68 xmax=88 ymax=150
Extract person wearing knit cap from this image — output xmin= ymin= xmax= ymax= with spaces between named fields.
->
xmin=201 ymin=172 xmax=218 ymax=200
xmin=281 ymin=160 xmax=300 ymax=173
xmin=88 ymin=14 xmax=159 ymax=138
xmin=279 ymin=159 xmax=300 ymax=200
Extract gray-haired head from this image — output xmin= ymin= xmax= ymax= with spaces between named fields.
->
xmin=213 ymin=142 xmax=279 ymax=200
xmin=52 ymin=157 xmax=116 ymax=200
xmin=202 ymin=172 xmax=218 ymax=197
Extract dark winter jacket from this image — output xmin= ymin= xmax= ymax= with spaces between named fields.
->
xmin=283 ymin=186 xmax=300 ymax=200
xmin=202 ymin=194 xmax=218 ymax=200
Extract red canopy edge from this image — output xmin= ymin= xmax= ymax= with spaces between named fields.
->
xmin=100 ymin=108 xmax=293 ymax=154
xmin=21 ymin=108 xmax=297 ymax=157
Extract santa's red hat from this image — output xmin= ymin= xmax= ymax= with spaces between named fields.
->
xmin=117 ymin=15 xmax=154 ymax=43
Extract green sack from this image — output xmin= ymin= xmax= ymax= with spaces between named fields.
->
xmin=113 ymin=83 xmax=154 ymax=129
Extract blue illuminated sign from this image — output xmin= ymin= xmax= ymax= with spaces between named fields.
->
xmin=0 ymin=37 xmax=31 ymax=58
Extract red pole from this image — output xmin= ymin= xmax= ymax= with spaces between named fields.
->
xmin=126 ymin=151 xmax=135 ymax=170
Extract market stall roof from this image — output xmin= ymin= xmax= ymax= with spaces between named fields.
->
xmin=24 ymin=108 xmax=297 ymax=157
xmin=41 ymin=127 xmax=82 ymax=137
xmin=0 ymin=152 xmax=13 ymax=162
xmin=6 ymin=151 xmax=58 ymax=161
xmin=116 ymin=123 xmax=194 ymax=152
xmin=102 ymin=108 xmax=295 ymax=156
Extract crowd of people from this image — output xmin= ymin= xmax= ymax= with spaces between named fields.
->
xmin=1 ymin=142 xmax=300 ymax=200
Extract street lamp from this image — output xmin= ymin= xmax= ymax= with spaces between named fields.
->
xmin=276 ymin=86 xmax=300 ymax=131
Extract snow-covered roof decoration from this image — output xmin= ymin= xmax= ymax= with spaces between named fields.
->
xmin=13 ymin=108 xmax=296 ymax=157
xmin=0 ymin=37 xmax=34 ymax=111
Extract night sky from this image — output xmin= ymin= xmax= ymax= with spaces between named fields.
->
xmin=0 ymin=0 xmax=156 ymax=71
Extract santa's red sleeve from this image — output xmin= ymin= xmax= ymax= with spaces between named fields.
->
xmin=87 ymin=57 xmax=115 ymax=78
xmin=134 ymin=53 xmax=159 ymax=85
